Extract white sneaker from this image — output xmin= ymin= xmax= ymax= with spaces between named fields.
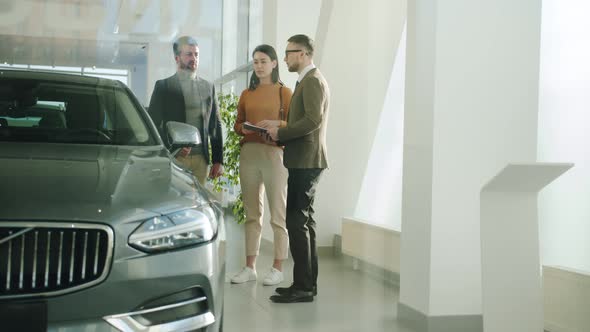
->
xmin=230 ymin=267 xmax=257 ymax=284
xmin=262 ymin=267 xmax=284 ymax=286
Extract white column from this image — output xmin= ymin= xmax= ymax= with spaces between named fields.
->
xmin=399 ymin=0 xmax=543 ymax=325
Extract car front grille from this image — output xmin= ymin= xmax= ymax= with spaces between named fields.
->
xmin=0 ymin=222 xmax=113 ymax=299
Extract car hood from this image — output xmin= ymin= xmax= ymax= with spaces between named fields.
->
xmin=0 ymin=143 xmax=206 ymax=222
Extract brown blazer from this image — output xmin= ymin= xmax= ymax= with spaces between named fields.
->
xmin=278 ymin=68 xmax=330 ymax=169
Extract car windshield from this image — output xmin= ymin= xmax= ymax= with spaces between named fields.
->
xmin=0 ymin=77 xmax=155 ymax=145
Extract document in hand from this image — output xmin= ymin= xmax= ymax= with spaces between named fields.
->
xmin=243 ymin=123 xmax=267 ymax=133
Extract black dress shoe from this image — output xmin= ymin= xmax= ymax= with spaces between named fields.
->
xmin=275 ymin=285 xmax=317 ymax=296
xmin=270 ymin=290 xmax=314 ymax=303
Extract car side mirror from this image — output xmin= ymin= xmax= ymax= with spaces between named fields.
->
xmin=166 ymin=121 xmax=202 ymax=150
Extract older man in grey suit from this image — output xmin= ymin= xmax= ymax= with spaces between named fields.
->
xmin=148 ymin=36 xmax=223 ymax=185
xmin=261 ymin=34 xmax=330 ymax=303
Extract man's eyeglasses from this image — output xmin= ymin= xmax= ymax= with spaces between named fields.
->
xmin=285 ymin=49 xmax=303 ymax=56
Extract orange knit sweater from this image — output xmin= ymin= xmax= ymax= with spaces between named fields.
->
xmin=233 ymin=83 xmax=292 ymax=146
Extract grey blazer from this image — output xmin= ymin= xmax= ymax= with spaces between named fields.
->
xmin=148 ymin=73 xmax=223 ymax=165
xmin=278 ymin=68 xmax=330 ymax=169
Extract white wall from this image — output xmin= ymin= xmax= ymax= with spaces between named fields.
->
xmin=259 ymin=0 xmax=406 ymax=246
xmin=311 ymin=1 xmax=370 ymax=246
xmin=538 ymin=0 xmax=590 ymax=273
xmin=354 ymin=23 xmax=406 ymax=231
xmin=275 ymin=0 xmax=321 ymax=89
xmin=321 ymin=0 xmax=407 ymax=246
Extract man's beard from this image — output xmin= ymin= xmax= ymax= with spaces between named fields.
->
xmin=180 ymin=61 xmax=197 ymax=71
xmin=288 ymin=63 xmax=299 ymax=72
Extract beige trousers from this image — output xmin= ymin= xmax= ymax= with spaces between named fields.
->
xmin=239 ymin=143 xmax=289 ymax=260
xmin=176 ymin=154 xmax=208 ymax=185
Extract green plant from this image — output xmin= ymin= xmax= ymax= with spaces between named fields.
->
xmin=211 ymin=92 xmax=245 ymax=224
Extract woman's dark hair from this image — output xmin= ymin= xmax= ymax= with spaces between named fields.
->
xmin=249 ymin=44 xmax=282 ymax=90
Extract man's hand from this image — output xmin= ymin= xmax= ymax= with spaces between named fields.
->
xmin=267 ymin=127 xmax=279 ymax=141
xmin=177 ymin=147 xmax=191 ymax=157
xmin=209 ymin=163 xmax=223 ymax=179
xmin=256 ymin=120 xmax=280 ymax=129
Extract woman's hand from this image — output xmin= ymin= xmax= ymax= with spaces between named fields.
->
xmin=256 ymin=120 xmax=280 ymax=129
xmin=241 ymin=122 xmax=255 ymax=135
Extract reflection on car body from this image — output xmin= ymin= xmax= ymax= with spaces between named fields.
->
xmin=0 ymin=69 xmax=225 ymax=332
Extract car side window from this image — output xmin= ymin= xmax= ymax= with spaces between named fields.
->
xmin=0 ymin=80 xmax=155 ymax=146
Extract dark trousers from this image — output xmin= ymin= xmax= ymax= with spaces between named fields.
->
xmin=286 ymin=168 xmax=324 ymax=291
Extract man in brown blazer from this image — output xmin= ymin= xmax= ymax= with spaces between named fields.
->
xmin=260 ymin=34 xmax=330 ymax=303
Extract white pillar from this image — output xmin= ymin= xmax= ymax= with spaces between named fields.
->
xmin=399 ymin=0 xmax=543 ymax=330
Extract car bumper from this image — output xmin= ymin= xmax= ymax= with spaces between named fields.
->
xmin=43 ymin=240 xmax=225 ymax=332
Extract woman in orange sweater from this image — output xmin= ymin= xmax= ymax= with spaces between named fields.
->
xmin=230 ymin=44 xmax=292 ymax=286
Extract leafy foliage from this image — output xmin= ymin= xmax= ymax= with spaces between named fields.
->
xmin=211 ymin=93 xmax=245 ymax=224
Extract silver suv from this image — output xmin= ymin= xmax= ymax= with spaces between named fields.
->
xmin=0 ymin=70 xmax=225 ymax=332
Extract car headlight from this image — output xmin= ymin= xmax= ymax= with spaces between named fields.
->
xmin=129 ymin=205 xmax=218 ymax=253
